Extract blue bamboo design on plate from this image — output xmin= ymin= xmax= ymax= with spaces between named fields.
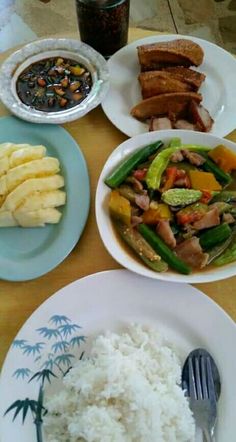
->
xmin=4 ymin=314 xmax=86 ymax=442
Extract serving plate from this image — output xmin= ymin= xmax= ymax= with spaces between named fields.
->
xmin=0 ymin=38 xmax=109 ymax=124
xmin=0 ymin=116 xmax=90 ymax=281
xmin=96 ymin=129 xmax=236 ymax=283
xmin=102 ymin=34 xmax=236 ymax=137
xmin=0 ymin=269 xmax=235 ymax=441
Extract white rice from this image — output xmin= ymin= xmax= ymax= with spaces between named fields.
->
xmin=44 ymin=324 xmax=195 ymax=442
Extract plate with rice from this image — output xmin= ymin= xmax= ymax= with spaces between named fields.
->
xmin=0 ymin=269 xmax=235 ymax=442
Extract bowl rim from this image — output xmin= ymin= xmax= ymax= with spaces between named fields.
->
xmin=0 ymin=38 xmax=109 ymax=124
xmin=95 ymin=129 xmax=236 ymax=284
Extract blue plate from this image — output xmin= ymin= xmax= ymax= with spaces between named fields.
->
xmin=0 ymin=116 xmax=90 ymax=281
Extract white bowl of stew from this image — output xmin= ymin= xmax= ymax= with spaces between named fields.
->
xmin=96 ymin=129 xmax=236 ymax=283
xmin=0 ymin=38 xmax=109 ymax=124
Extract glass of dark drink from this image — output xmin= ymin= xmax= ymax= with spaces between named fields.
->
xmin=75 ymin=0 xmax=130 ymax=58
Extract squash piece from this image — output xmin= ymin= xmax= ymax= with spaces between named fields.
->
xmin=189 ymin=170 xmax=222 ymax=191
xmin=109 ymin=190 xmax=131 ymax=225
xmin=208 ymin=145 xmax=236 ymax=173
xmin=143 ymin=204 xmax=172 ymax=224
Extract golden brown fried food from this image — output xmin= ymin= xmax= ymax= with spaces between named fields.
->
xmin=138 ymin=39 xmax=204 ymax=71
xmin=131 ymin=92 xmax=202 ymax=121
xmin=139 ymin=71 xmax=192 ymax=99
xmin=163 ymin=67 xmax=206 ymax=91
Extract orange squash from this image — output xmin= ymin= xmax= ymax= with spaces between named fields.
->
xmin=109 ymin=190 xmax=131 ymax=225
xmin=208 ymin=145 xmax=236 ymax=173
xmin=189 ymin=170 xmax=222 ymax=191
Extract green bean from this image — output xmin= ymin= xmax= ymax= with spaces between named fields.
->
xmin=104 ymin=141 xmax=163 ymax=188
xmin=199 ymin=223 xmax=232 ymax=250
xmin=138 ymin=224 xmax=191 ymax=274
xmin=146 ymin=144 xmax=211 ymax=190
xmin=202 ymin=156 xmax=232 ymax=186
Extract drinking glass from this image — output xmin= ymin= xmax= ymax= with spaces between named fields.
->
xmin=75 ymin=0 xmax=130 ymax=58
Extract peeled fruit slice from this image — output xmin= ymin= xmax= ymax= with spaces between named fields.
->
xmin=17 ymin=190 xmax=66 ymax=211
xmin=14 ymin=208 xmax=62 ymax=227
xmin=1 ymin=175 xmax=64 ymax=211
xmin=0 ymin=143 xmax=30 ymax=159
xmin=9 ymin=145 xmax=47 ymax=168
xmin=0 ymin=157 xmax=60 ymax=195
xmin=0 ymin=156 xmax=9 ymax=178
xmin=0 ymin=211 xmax=18 ymax=227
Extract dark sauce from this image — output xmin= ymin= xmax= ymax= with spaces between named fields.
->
xmin=16 ymin=57 xmax=92 ymax=112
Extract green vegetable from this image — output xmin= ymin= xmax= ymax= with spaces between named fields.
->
xmin=207 ymin=235 xmax=233 ymax=264
xmin=169 ymin=137 xmax=182 ymax=148
xmin=211 ymin=191 xmax=236 ymax=203
xmin=138 ymin=224 xmax=191 ymax=274
xmin=105 ymin=141 xmax=163 ymax=188
xmin=116 ymin=222 xmax=168 ymax=272
xmin=161 ymin=189 xmax=202 ymax=207
xmin=146 ymin=143 xmax=210 ymax=190
xmin=199 ymin=223 xmax=232 ymax=250
xmin=202 ymin=156 xmax=232 ymax=186
xmin=213 ymin=233 xmax=236 ymax=266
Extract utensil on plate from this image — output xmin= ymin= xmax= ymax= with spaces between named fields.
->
xmin=182 ymin=348 xmax=221 ymax=442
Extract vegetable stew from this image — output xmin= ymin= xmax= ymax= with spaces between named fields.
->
xmin=16 ymin=57 xmax=92 ymax=112
xmin=105 ymin=137 xmax=236 ymax=274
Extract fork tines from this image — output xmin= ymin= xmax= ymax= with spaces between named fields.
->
xmin=188 ymin=355 xmax=216 ymax=402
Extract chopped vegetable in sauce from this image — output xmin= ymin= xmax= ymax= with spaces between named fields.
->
xmin=16 ymin=57 xmax=92 ymax=112
xmin=105 ymin=138 xmax=236 ymax=274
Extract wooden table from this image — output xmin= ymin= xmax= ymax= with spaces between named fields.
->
xmin=0 ymin=28 xmax=235 ymax=369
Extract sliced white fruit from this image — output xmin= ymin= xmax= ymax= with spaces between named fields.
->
xmin=0 ymin=211 xmax=18 ymax=227
xmin=9 ymin=145 xmax=47 ymax=168
xmin=14 ymin=208 xmax=62 ymax=227
xmin=0 ymin=143 xmax=30 ymax=159
xmin=1 ymin=175 xmax=64 ymax=211
xmin=0 ymin=156 xmax=9 ymax=178
xmin=17 ymin=190 xmax=66 ymax=212
xmin=0 ymin=157 xmax=60 ymax=195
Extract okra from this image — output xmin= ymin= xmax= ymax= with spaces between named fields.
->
xmin=116 ymin=222 xmax=168 ymax=272
xmin=138 ymin=224 xmax=191 ymax=274
xmin=105 ymin=141 xmax=163 ymax=188
xmin=199 ymin=223 xmax=232 ymax=250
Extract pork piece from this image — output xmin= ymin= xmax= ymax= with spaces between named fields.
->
xmin=175 ymin=236 xmax=209 ymax=268
xmin=174 ymin=169 xmax=191 ymax=188
xmin=174 ymin=119 xmax=196 ymax=131
xmin=189 ymin=101 xmax=213 ymax=132
xmin=131 ymin=92 xmax=202 ymax=121
xmin=139 ymin=71 xmax=192 ymax=98
xmin=156 ymin=220 xmax=176 ymax=249
xmin=181 ymin=149 xmax=206 ymax=166
xmin=170 ymin=150 xmax=184 ymax=162
xmin=163 ymin=67 xmax=206 ymax=91
xmin=138 ymin=39 xmax=204 ymax=71
xmin=134 ymin=193 xmax=150 ymax=211
xmin=149 ymin=117 xmax=172 ymax=131
xmin=192 ymin=207 xmax=220 ymax=230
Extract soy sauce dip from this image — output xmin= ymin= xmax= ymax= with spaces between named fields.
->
xmin=16 ymin=56 xmax=92 ymax=112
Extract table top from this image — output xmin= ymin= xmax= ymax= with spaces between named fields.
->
xmin=0 ymin=28 xmax=235 ymax=369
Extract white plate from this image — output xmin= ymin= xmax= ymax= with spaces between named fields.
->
xmin=96 ymin=129 xmax=236 ymax=283
xmin=0 ymin=270 xmax=235 ymax=441
xmin=102 ymin=35 xmax=236 ymax=137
